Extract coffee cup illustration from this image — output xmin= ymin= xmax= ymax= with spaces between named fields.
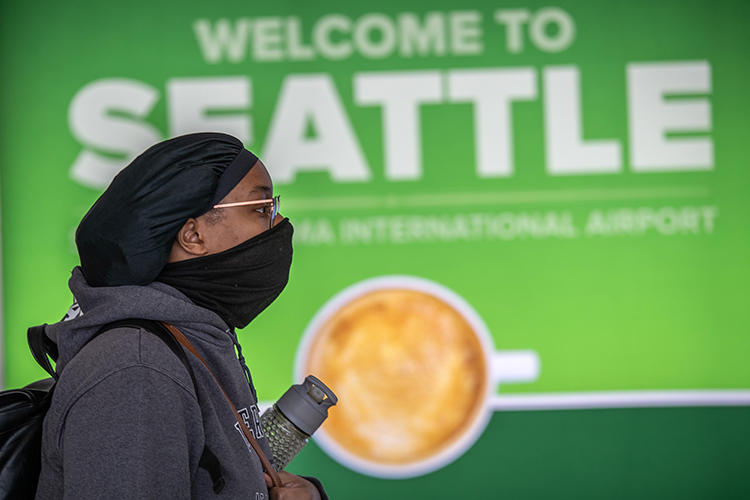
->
xmin=294 ymin=275 xmax=540 ymax=478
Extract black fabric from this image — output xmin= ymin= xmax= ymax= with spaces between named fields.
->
xmin=210 ymin=148 xmax=258 ymax=207
xmin=157 ymin=218 xmax=294 ymax=329
xmin=0 ymin=328 xmax=59 ymax=499
xmin=0 ymin=379 xmax=53 ymax=500
xmin=27 ymin=325 xmax=56 ymax=379
xmin=75 ymin=132 xmax=258 ymax=287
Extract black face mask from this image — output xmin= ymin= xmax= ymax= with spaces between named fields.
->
xmin=157 ymin=219 xmax=293 ymax=329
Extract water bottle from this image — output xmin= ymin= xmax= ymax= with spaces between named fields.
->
xmin=260 ymin=375 xmax=338 ymax=471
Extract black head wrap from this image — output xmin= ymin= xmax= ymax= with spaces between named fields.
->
xmin=76 ymin=132 xmax=258 ymax=287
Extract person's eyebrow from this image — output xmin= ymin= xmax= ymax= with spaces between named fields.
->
xmin=250 ymin=185 xmax=273 ymax=197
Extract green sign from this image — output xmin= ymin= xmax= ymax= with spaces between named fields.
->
xmin=2 ymin=0 xmax=748 ymax=497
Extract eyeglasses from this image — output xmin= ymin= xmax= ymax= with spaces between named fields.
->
xmin=213 ymin=195 xmax=280 ymax=230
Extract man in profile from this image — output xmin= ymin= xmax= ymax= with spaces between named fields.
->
xmin=35 ymin=133 xmax=325 ymax=499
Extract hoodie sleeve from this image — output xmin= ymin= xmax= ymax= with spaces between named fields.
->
xmin=57 ymin=364 xmax=204 ymax=499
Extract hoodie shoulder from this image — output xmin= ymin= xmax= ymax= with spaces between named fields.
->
xmin=71 ymin=326 xmax=191 ymax=380
xmin=49 ymin=327 xmax=197 ymax=425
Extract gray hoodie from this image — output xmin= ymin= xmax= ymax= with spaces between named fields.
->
xmin=35 ymin=267 xmax=275 ymax=499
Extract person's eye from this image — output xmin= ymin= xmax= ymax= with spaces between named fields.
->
xmin=253 ymin=204 xmax=271 ymax=215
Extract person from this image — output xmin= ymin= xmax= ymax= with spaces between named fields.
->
xmin=35 ymin=133 xmax=325 ymax=499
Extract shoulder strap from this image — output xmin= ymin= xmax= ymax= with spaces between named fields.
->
xmin=28 ymin=324 xmax=57 ymax=378
xmin=26 ymin=320 xmax=178 ymax=380
xmin=160 ymin=322 xmax=283 ymax=489
xmin=25 ymin=320 xmax=190 ymax=382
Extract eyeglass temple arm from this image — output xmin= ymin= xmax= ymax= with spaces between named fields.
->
xmin=213 ymin=199 xmax=274 ymax=209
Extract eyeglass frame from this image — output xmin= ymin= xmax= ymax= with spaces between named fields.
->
xmin=213 ymin=195 xmax=280 ymax=230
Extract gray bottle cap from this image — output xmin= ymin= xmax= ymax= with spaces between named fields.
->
xmin=276 ymin=375 xmax=338 ymax=436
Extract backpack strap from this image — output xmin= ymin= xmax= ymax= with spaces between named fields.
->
xmin=27 ymin=324 xmax=57 ymax=379
xmin=26 ymin=320 xmax=175 ymax=380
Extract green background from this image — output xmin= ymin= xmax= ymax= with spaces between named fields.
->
xmin=1 ymin=0 xmax=748 ymax=497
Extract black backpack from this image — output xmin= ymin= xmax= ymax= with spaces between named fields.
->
xmin=0 ymin=319 xmax=224 ymax=500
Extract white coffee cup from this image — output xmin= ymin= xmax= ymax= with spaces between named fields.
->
xmin=294 ymin=275 xmax=540 ymax=478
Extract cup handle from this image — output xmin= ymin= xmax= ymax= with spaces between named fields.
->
xmin=491 ymin=350 xmax=540 ymax=384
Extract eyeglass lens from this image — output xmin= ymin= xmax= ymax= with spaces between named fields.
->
xmin=270 ymin=195 xmax=280 ymax=229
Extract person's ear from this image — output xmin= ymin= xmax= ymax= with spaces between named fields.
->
xmin=174 ymin=218 xmax=209 ymax=257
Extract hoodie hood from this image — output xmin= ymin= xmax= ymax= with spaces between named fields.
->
xmin=47 ymin=266 xmax=231 ymax=374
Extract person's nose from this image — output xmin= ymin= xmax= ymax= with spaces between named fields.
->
xmin=272 ymin=212 xmax=284 ymax=227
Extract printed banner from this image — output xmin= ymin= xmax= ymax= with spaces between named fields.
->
xmin=1 ymin=0 xmax=749 ymax=497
